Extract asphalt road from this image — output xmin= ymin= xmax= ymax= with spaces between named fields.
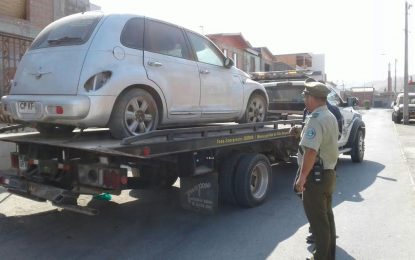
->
xmin=0 ymin=109 xmax=415 ymax=259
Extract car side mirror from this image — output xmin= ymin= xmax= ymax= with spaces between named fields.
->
xmin=224 ymin=57 xmax=234 ymax=68
xmin=347 ymin=97 xmax=358 ymax=107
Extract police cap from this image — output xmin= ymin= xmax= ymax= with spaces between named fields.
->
xmin=303 ymin=78 xmax=330 ymax=98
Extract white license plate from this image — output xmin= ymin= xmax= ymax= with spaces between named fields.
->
xmin=18 ymin=101 xmax=36 ymax=114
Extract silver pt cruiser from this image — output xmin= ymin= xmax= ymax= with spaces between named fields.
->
xmin=1 ymin=11 xmax=268 ymax=138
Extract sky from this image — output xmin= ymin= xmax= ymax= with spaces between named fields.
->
xmin=90 ymin=0 xmax=415 ymax=87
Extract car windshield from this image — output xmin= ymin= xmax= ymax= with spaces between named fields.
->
xmin=30 ymin=12 xmax=103 ymax=50
xmin=266 ymin=85 xmax=304 ymax=102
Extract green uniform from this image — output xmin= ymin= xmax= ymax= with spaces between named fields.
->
xmin=299 ymin=105 xmax=339 ymax=260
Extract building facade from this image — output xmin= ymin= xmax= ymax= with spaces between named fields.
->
xmin=206 ymin=33 xmax=260 ymax=73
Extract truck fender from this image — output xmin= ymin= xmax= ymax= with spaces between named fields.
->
xmin=346 ymin=117 xmax=365 ymax=148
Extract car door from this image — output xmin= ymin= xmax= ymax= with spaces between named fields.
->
xmin=185 ymin=31 xmax=243 ymax=119
xmin=144 ymin=19 xmax=201 ymax=119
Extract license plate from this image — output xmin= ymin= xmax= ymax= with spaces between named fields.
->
xmin=18 ymin=101 xmax=36 ymax=114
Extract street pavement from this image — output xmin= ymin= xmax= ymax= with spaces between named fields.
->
xmin=0 ymin=109 xmax=415 ymax=259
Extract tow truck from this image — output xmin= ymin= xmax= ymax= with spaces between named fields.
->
xmin=0 ymin=120 xmax=301 ymax=215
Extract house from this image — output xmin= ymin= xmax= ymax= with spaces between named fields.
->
xmin=206 ymin=33 xmax=260 ymax=72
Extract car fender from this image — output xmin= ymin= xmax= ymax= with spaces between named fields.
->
xmin=237 ymin=78 xmax=269 ymax=119
xmin=346 ymin=116 xmax=365 ymax=148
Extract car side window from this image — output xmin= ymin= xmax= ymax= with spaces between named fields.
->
xmin=186 ymin=31 xmax=224 ymax=66
xmin=144 ymin=20 xmax=191 ymax=59
xmin=120 ymin=17 xmax=144 ymax=50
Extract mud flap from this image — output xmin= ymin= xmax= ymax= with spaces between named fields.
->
xmin=180 ymin=171 xmax=218 ymax=214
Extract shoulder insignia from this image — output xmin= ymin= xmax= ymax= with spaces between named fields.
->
xmin=305 ymin=127 xmax=316 ymax=139
xmin=307 ymin=112 xmax=320 ymax=118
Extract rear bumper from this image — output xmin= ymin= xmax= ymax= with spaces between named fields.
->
xmin=1 ymin=94 xmax=90 ymax=121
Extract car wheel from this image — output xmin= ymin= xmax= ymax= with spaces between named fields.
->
xmin=240 ymin=94 xmax=267 ymax=123
xmin=351 ymin=129 xmax=364 ymax=163
xmin=35 ymin=123 xmax=75 ymax=135
xmin=395 ymin=113 xmax=402 ymax=124
xmin=234 ymin=153 xmax=272 ymax=207
xmin=109 ymin=88 xmax=159 ymax=139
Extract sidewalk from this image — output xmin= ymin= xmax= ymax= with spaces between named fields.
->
xmin=395 ymin=121 xmax=415 ymax=189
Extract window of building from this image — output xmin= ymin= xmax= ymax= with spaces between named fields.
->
xmin=233 ymin=52 xmax=238 ymax=68
xmin=265 ymin=63 xmax=270 ymax=71
xmin=250 ymin=57 xmax=255 ymax=72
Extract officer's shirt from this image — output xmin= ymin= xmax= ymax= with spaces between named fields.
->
xmin=297 ymin=105 xmax=339 ymax=170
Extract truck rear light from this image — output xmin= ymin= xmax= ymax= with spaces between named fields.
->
xmin=142 ymin=146 xmax=151 ymax=156
xmin=103 ymin=170 xmax=123 ymax=189
xmin=10 ymin=152 xmax=19 ymax=169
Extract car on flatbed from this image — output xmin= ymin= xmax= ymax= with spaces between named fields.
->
xmin=1 ymin=11 xmax=268 ymax=139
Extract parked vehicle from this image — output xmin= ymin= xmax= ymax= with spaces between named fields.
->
xmin=251 ymin=70 xmax=365 ymax=162
xmin=1 ymin=12 xmax=268 ymax=138
xmin=391 ymin=92 xmax=415 ymax=123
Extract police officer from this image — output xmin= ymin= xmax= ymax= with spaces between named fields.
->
xmin=295 ymin=80 xmax=339 ymax=260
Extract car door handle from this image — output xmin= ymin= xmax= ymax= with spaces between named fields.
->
xmin=199 ymin=69 xmax=210 ymax=74
xmin=147 ymin=61 xmax=163 ymax=67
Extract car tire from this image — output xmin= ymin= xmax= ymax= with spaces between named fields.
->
xmin=351 ymin=129 xmax=364 ymax=163
xmin=239 ymin=93 xmax=267 ymax=123
xmin=109 ymin=88 xmax=159 ymax=139
xmin=234 ymin=153 xmax=272 ymax=207
xmin=218 ymin=152 xmax=245 ymax=205
xmin=35 ymin=123 xmax=75 ymax=135
xmin=395 ymin=113 xmax=402 ymax=124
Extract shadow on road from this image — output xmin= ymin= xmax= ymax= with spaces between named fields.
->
xmin=0 ymin=158 xmax=385 ymax=259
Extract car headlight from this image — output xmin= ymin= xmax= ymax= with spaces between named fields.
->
xmin=84 ymin=71 xmax=112 ymax=92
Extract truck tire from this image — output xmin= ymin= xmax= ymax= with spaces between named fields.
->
xmin=239 ymin=93 xmax=267 ymax=123
xmin=218 ymin=152 xmax=245 ymax=205
xmin=109 ymin=88 xmax=159 ymax=139
xmin=234 ymin=153 xmax=272 ymax=207
xmin=351 ymin=129 xmax=364 ymax=163
xmin=35 ymin=123 xmax=75 ymax=135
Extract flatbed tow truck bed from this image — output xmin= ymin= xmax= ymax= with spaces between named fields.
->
xmin=0 ymin=120 xmax=301 ymax=215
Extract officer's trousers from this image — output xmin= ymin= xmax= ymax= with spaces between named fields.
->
xmin=303 ymin=169 xmax=336 ymax=260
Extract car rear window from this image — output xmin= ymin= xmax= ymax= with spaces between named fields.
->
xmin=30 ymin=12 xmax=103 ymax=50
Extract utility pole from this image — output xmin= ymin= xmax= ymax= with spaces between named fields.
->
xmin=394 ymin=58 xmax=397 ymax=97
xmin=404 ymin=1 xmax=411 ymax=124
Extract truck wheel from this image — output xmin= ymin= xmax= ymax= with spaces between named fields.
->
xmin=234 ymin=153 xmax=272 ymax=207
xmin=239 ymin=94 xmax=267 ymax=123
xmin=351 ymin=129 xmax=364 ymax=163
xmin=218 ymin=152 xmax=245 ymax=204
xmin=35 ymin=123 xmax=75 ymax=135
xmin=109 ymin=88 xmax=159 ymax=139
